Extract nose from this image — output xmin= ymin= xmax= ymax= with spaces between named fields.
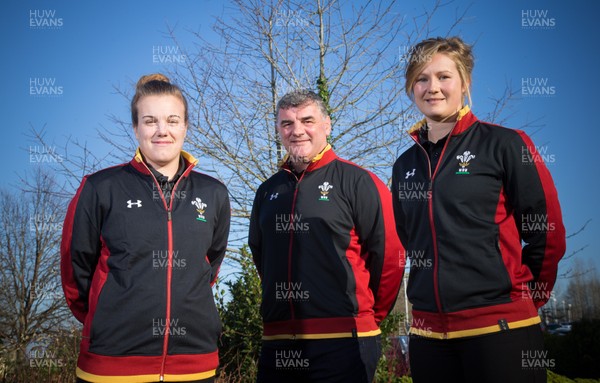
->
xmin=427 ymin=79 xmax=440 ymax=94
xmin=156 ymin=120 xmax=168 ymax=135
xmin=291 ymin=121 xmax=304 ymax=136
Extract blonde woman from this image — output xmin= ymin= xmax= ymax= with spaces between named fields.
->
xmin=392 ymin=37 xmax=565 ymax=382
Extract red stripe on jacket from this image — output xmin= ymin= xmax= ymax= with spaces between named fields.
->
xmin=60 ymin=176 xmax=89 ymax=323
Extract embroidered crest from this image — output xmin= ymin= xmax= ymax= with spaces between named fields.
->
xmin=191 ymin=198 xmax=207 ymax=222
xmin=456 ymin=151 xmax=475 ymax=174
xmin=318 ymin=182 xmax=333 ymax=201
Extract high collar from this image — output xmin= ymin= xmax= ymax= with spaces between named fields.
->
xmin=130 ymin=148 xmax=198 ymax=177
xmin=280 ymin=144 xmax=337 ymax=173
xmin=408 ymin=106 xmax=477 ymax=140
xmin=146 ymin=155 xmax=186 ymax=183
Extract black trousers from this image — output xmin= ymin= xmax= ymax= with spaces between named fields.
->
xmin=256 ymin=335 xmax=381 ymax=383
xmin=409 ymin=324 xmax=547 ymax=383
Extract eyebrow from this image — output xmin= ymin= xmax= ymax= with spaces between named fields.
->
xmin=279 ymin=115 xmax=317 ymax=124
xmin=420 ymin=69 xmax=454 ymax=75
xmin=141 ymin=115 xmax=182 ymax=119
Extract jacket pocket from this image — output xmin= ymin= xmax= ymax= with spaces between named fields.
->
xmin=438 ymin=229 xmax=513 ymax=312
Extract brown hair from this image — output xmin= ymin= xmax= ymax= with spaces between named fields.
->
xmin=131 ymin=73 xmax=189 ymax=126
xmin=404 ymin=37 xmax=474 ymax=106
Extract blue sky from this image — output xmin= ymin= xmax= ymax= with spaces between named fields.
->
xmin=2 ymin=0 xmax=598 ymax=298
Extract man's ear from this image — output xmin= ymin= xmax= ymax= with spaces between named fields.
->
xmin=324 ymin=116 xmax=332 ymax=136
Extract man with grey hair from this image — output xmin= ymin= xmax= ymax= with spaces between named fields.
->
xmin=249 ymin=89 xmax=405 ymax=382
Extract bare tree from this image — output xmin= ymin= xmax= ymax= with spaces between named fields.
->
xmin=36 ymin=1 xmax=538 ymax=266
xmin=21 ymin=2 xmax=581 ymax=380
xmin=96 ymin=0 xmax=475 ymax=257
xmin=25 ymin=125 xmax=112 ymax=194
xmin=179 ymin=0 xmax=429 ymax=214
xmin=0 ymin=169 xmax=72 ymax=379
xmin=565 ymin=259 xmax=600 ymax=321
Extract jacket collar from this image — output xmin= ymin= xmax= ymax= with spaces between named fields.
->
xmin=130 ymin=148 xmax=198 ymax=177
xmin=280 ymin=144 xmax=337 ymax=173
xmin=408 ymin=106 xmax=477 ymax=139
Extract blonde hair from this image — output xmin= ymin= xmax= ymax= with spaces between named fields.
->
xmin=404 ymin=37 xmax=474 ymax=107
xmin=131 ymin=73 xmax=188 ymax=126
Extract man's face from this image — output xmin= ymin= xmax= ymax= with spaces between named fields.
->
xmin=277 ymin=102 xmax=331 ymax=168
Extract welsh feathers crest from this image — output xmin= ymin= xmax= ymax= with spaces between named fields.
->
xmin=456 ymin=151 xmax=475 ymax=174
xmin=318 ymin=182 xmax=333 ymax=201
xmin=191 ymin=198 xmax=207 ymax=222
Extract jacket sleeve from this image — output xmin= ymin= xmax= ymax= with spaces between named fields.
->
xmin=391 ymin=161 xmax=409 ymax=246
xmin=207 ymin=190 xmax=231 ymax=286
xmin=504 ymin=130 xmax=566 ymax=308
xmin=60 ymin=177 xmax=101 ymax=323
xmin=356 ymin=172 xmax=406 ymax=325
xmin=248 ymin=187 xmax=264 ymax=279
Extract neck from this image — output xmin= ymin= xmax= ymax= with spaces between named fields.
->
xmin=426 ymin=120 xmax=455 ymax=143
xmin=290 ymin=160 xmax=309 ymax=173
xmin=147 ymin=160 xmax=180 ymax=181
xmin=288 ymin=144 xmax=329 ymax=173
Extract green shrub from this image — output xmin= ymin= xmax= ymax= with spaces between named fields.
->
xmin=0 ymin=325 xmax=80 ymax=383
xmin=215 ymin=247 xmax=263 ymax=383
xmin=375 ymin=311 xmax=411 ymax=383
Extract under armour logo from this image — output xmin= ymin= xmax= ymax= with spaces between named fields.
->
xmin=270 ymin=193 xmax=279 ymax=201
xmin=405 ymin=169 xmax=416 ymax=179
xmin=127 ymin=200 xmax=142 ymax=208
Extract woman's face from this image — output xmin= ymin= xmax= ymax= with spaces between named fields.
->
xmin=134 ymin=94 xmax=187 ymax=170
xmin=412 ymin=53 xmax=467 ymax=123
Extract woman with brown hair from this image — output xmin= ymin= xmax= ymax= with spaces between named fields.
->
xmin=61 ymin=74 xmax=230 ymax=383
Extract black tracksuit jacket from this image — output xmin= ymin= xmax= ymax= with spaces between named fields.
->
xmin=61 ymin=150 xmax=230 ymax=382
xmin=249 ymin=146 xmax=405 ymax=340
xmin=392 ymin=107 xmax=565 ymax=339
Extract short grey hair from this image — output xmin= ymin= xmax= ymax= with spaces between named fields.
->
xmin=276 ymin=89 xmax=329 ymax=119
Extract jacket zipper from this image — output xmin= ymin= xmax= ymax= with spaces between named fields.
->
xmin=410 ymin=132 xmax=454 ymax=338
xmin=284 ymin=169 xmax=306 ymax=332
xmin=145 ymin=163 xmax=191 ymax=381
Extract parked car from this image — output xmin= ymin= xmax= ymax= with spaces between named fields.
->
xmin=545 ymin=322 xmax=572 ymax=335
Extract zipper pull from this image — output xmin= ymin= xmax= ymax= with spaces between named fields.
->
xmin=167 ymin=210 xmax=172 ymax=221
